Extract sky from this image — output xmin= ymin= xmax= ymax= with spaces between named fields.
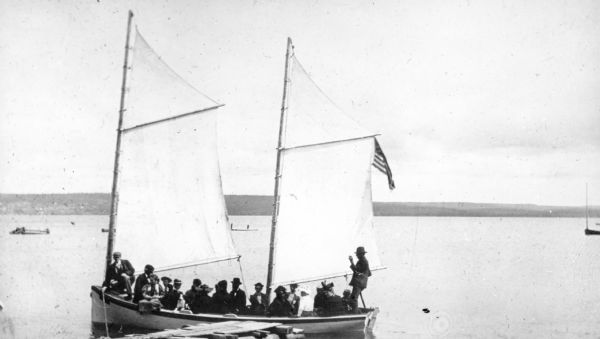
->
xmin=0 ymin=0 xmax=599 ymax=206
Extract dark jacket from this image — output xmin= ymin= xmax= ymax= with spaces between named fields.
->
xmin=350 ymin=257 xmax=371 ymax=289
xmin=211 ymin=290 xmax=232 ymax=313
xmin=103 ymin=259 xmax=135 ymax=288
xmin=160 ymin=288 xmax=182 ymax=310
xmin=133 ymin=273 xmax=151 ymax=303
xmin=267 ymin=296 xmax=293 ymax=317
xmin=249 ymin=292 xmax=268 ymax=315
xmin=229 ymin=288 xmax=247 ymax=313
xmin=190 ymin=292 xmax=212 ymax=314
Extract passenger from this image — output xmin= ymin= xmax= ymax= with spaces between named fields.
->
xmin=183 ymin=278 xmax=202 ymax=307
xmin=267 ymin=285 xmax=293 ymax=317
xmin=133 ymin=264 xmax=154 ymax=303
xmin=348 ymin=246 xmax=371 ymax=313
xmin=287 ymin=283 xmax=300 ymax=316
xmin=229 ymin=277 xmax=247 ymax=314
xmin=249 ymin=282 xmax=268 ymax=315
xmin=190 ymin=284 xmax=213 ymax=314
xmin=314 ymin=282 xmax=345 ymax=316
xmin=313 ymin=284 xmax=327 ymax=314
xmin=102 ymin=251 xmax=135 ymax=300
xmin=161 ymin=276 xmax=173 ymax=294
xmin=341 ymin=289 xmax=353 ymax=313
xmin=296 ymin=286 xmax=313 ymax=316
xmin=138 ymin=274 xmax=164 ymax=313
xmin=160 ymin=277 xmax=183 ymax=310
xmin=211 ymin=280 xmax=231 ymax=313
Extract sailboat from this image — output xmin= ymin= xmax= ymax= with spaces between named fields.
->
xmin=584 ymin=184 xmax=600 ymax=235
xmin=91 ymin=12 xmax=392 ymax=334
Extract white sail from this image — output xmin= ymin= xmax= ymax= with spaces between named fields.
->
xmin=113 ymin=30 xmax=237 ymax=272
xmin=271 ymin=55 xmax=383 ymax=286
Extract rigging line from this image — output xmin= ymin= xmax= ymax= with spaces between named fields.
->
xmin=279 ymin=134 xmax=380 ymax=151
xmin=291 ymin=55 xmax=368 ymax=132
xmin=134 ymin=29 xmax=221 ymax=105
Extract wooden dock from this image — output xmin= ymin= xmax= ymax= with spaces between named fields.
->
xmin=125 ymin=320 xmax=305 ymax=339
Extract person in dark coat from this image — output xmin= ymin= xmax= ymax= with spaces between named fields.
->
xmin=229 ymin=277 xmax=247 ymax=314
xmin=133 ymin=264 xmax=154 ymax=303
xmin=268 ymin=285 xmax=294 ymax=317
xmin=249 ymin=282 xmax=268 ymax=315
xmin=160 ymin=278 xmax=183 ymax=310
xmin=341 ymin=289 xmax=353 ymax=313
xmin=348 ymin=246 xmax=371 ymax=313
xmin=314 ymin=281 xmax=345 ymax=316
xmin=190 ymin=284 xmax=213 ymax=314
xmin=102 ymin=251 xmax=135 ymax=300
xmin=211 ymin=280 xmax=232 ymax=313
xmin=183 ymin=278 xmax=202 ymax=307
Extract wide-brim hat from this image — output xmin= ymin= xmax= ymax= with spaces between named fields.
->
xmin=217 ymin=280 xmax=228 ymax=288
xmin=254 ymin=282 xmax=264 ymax=288
xmin=161 ymin=276 xmax=172 ymax=283
xmin=231 ymin=277 xmax=242 ymax=285
xmin=355 ymin=246 xmax=367 ymax=254
xmin=274 ymin=285 xmax=287 ymax=294
xmin=200 ymin=284 xmax=213 ymax=292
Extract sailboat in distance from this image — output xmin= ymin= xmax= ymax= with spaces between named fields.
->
xmin=584 ymin=184 xmax=600 ymax=235
xmin=91 ymin=12 xmax=393 ymax=334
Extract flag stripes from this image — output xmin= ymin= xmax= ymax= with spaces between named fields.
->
xmin=373 ymin=139 xmax=395 ymax=190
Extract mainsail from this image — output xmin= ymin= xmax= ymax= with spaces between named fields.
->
xmin=110 ymin=28 xmax=238 ymax=273
xmin=269 ymin=45 xmax=388 ymax=287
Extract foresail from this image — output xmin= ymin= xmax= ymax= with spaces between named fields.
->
xmin=123 ymin=30 xmax=222 ymax=130
xmin=113 ymin=29 xmax=237 ymax=272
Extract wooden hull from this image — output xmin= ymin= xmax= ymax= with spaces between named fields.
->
xmin=585 ymin=228 xmax=600 ymax=235
xmin=90 ymin=286 xmax=377 ymax=334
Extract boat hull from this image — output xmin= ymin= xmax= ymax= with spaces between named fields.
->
xmin=91 ymin=286 xmax=376 ymax=334
xmin=585 ymin=228 xmax=600 ymax=235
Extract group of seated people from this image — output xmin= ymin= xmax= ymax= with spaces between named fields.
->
xmin=102 ymin=252 xmax=357 ymax=316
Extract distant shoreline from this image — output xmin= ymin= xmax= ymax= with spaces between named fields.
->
xmin=1 ymin=193 xmax=598 ymax=218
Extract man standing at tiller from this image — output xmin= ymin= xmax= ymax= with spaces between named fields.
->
xmin=348 ymin=246 xmax=371 ymax=313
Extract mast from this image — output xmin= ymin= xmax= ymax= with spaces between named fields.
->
xmin=105 ymin=10 xmax=134 ymax=270
xmin=266 ymin=37 xmax=293 ymax=302
xmin=586 ymin=183 xmax=589 ymax=230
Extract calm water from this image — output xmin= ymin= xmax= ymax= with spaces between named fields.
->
xmin=1 ymin=215 xmax=600 ymax=338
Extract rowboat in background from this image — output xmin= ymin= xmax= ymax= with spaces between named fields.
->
xmin=10 ymin=227 xmax=50 ymax=235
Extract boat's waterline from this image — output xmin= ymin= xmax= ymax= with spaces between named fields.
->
xmin=91 ymin=286 xmax=377 ymax=334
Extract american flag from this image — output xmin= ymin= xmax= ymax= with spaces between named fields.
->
xmin=373 ymin=138 xmax=395 ymax=190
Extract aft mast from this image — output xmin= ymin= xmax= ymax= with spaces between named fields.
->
xmin=106 ymin=10 xmax=134 ymax=270
xmin=266 ymin=37 xmax=293 ymax=302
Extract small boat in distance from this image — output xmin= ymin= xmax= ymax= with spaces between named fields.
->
xmin=584 ymin=184 xmax=600 ymax=236
xmin=230 ymin=224 xmax=258 ymax=231
xmin=10 ymin=227 xmax=50 ymax=235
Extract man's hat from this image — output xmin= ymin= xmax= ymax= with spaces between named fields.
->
xmin=161 ymin=276 xmax=172 ymax=283
xmin=231 ymin=277 xmax=242 ymax=285
xmin=144 ymin=264 xmax=155 ymax=271
xmin=174 ymin=279 xmax=182 ymax=285
xmin=192 ymin=278 xmax=202 ymax=286
xmin=254 ymin=282 xmax=264 ymax=288
xmin=200 ymin=284 xmax=213 ymax=292
xmin=274 ymin=285 xmax=286 ymax=294
xmin=355 ymin=246 xmax=367 ymax=254
xmin=321 ymin=281 xmax=334 ymax=291
xmin=113 ymin=251 xmax=121 ymax=257
xmin=217 ymin=280 xmax=228 ymax=288
xmin=290 ymin=283 xmax=298 ymax=289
